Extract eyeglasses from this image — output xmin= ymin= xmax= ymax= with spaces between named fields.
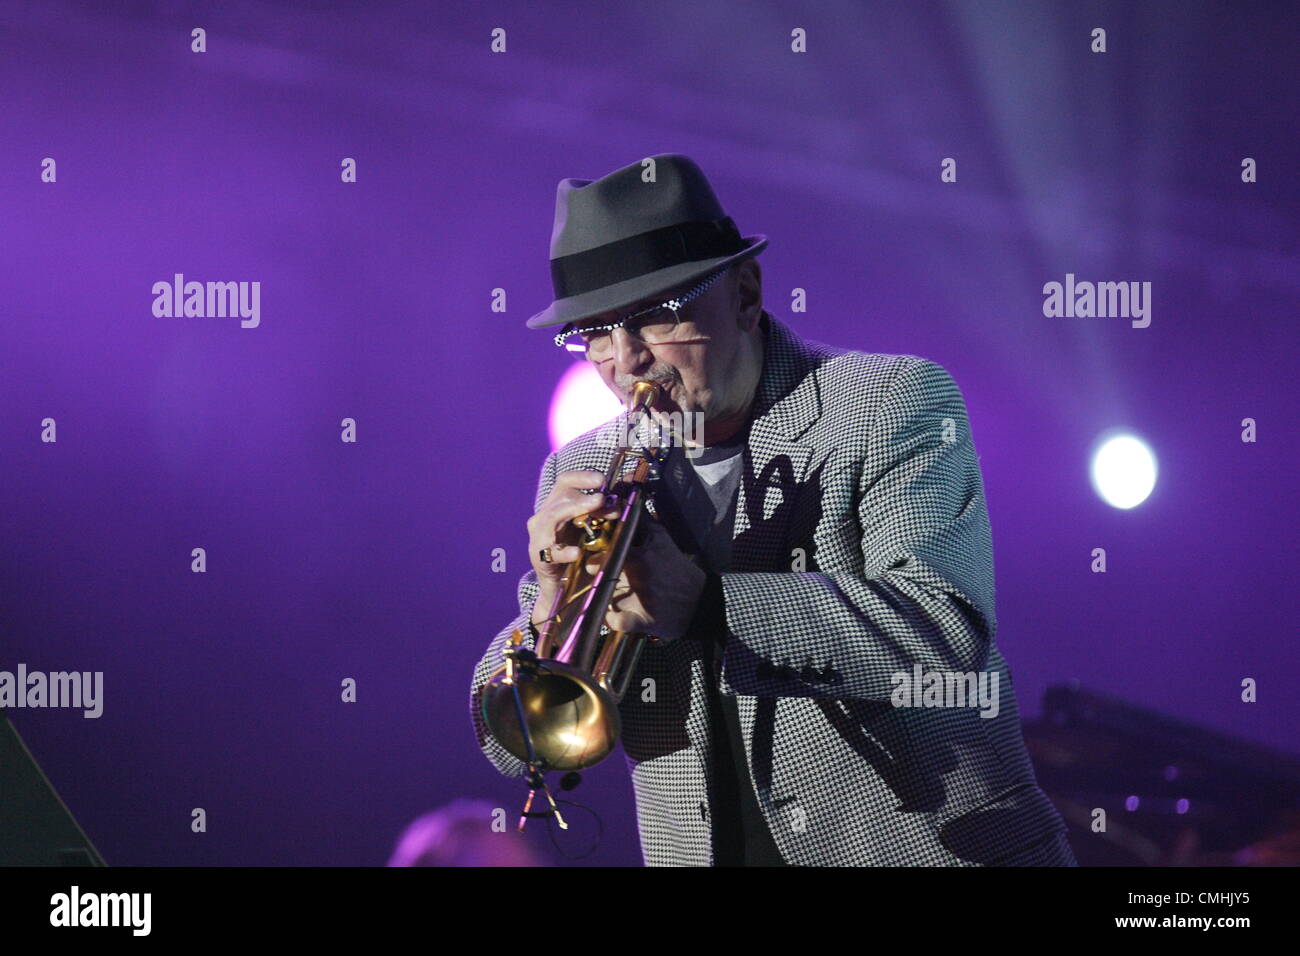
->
xmin=554 ymin=268 xmax=727 ymax=359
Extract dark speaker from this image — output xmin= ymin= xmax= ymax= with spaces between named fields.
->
xmin=0 ymin=709 xmax=105 ymax=866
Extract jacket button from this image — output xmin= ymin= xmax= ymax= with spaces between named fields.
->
xmin=699 ymin=802 xmax=709 ymax=821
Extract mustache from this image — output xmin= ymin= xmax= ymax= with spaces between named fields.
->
xmin=616 ymin=370 xmax=678 ymax=394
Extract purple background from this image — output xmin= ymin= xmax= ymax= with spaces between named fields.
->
xmin=1 ymin=0 xmax=1295 ymax=866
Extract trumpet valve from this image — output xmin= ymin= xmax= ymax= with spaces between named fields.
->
xmin=573 ymin=515 xmax=612 ymax=550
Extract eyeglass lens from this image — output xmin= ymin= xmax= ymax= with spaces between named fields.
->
xmin=574 ymin=306 xmax=679 ymax=358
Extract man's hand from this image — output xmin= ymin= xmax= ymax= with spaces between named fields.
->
xmin=527 ymin=470 xmax=707 ymax=643
xmin=527 ymin=470 xmax=619 ymax=629
xmin=605 ymin=516 xmax=707 ymax=644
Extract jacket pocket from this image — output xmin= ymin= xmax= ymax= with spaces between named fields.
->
xmin=934 ymin=782 xmax=1068 ymax=866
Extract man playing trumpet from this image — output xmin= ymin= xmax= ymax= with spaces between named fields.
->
xmin=471 ymin=154 xmax=1076 ymax=867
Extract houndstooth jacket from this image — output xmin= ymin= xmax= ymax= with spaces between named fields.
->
xmin=470 ymin=312 xmax=1075 ymax=867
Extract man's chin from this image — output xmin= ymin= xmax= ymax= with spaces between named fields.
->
xmin=648 ymin=387 xmax=683 ymax=414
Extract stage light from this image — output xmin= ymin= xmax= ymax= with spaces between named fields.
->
xmin=1090 ymin=433 xmax=1158 ymax=509
xmin=548 ymin=362 xmax=622 ymax=451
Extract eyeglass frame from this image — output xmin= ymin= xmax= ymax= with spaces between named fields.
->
xmin=553 ymin=267 xmax=729 ymax=353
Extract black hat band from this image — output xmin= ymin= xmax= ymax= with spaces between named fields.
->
xmin=549 ymin=217 xmax=744 ymax=299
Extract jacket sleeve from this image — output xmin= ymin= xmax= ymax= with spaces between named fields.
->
xmin=718 ymin=357 xmax=998 ymax=701
xmin=468 ymin=451 xmax=559 ymax=778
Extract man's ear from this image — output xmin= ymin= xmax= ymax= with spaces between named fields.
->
xmin=734 ymin=259 xmax=763 ymax=331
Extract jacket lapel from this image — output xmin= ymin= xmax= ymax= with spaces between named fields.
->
xmin=728 ymin=313 xmax=822 ymax=573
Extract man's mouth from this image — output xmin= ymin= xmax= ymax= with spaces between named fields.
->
xmin=627 ymin=380 xmax=672 ymax=403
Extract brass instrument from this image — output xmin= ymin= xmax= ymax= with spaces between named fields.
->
xmin=480 ymin=380 xmax=664 ymax=830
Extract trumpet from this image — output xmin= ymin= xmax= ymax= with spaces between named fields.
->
xmin=480 ymin=380 xmax=664 ymax=830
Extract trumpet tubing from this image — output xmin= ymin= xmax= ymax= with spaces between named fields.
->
xmin=480 ymin=381 xmax=661 ymax=774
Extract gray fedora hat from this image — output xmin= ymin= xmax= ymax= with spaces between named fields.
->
xmin=526 ymin=153 xmax=768 ymax=329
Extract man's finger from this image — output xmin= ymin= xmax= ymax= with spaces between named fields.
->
xmin=552 ymin=470 xmax=608 ymax=492
xmin=548 ymin=496 xmax=620 ymax=529
xmin=539 ymin=543 xmax=581 ymax=565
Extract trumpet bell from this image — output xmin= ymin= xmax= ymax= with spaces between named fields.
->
xmin=481 ymin=659 xmax=622 ymax=771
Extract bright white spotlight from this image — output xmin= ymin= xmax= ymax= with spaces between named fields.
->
xmin=1090 ymin=433 xmax=1158 ymax=509
xmin=548 ymin=362 xmax=622 ymax=451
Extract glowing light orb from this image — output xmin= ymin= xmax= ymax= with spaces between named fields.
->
xmin=548 ymin=362 xmax=622 ymax=451
xmin=1090 ymin=433 xmax=1157 ymax=509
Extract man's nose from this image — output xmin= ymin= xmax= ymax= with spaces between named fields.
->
xmin=610 ymin=327 xmax=653 ymax=376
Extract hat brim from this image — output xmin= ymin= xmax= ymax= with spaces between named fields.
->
xmin=525 ymin=234 xmax=768 ymax=330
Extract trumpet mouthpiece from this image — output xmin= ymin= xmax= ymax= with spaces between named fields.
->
xmin=629 ymin=380 xmax=660 ymax=409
